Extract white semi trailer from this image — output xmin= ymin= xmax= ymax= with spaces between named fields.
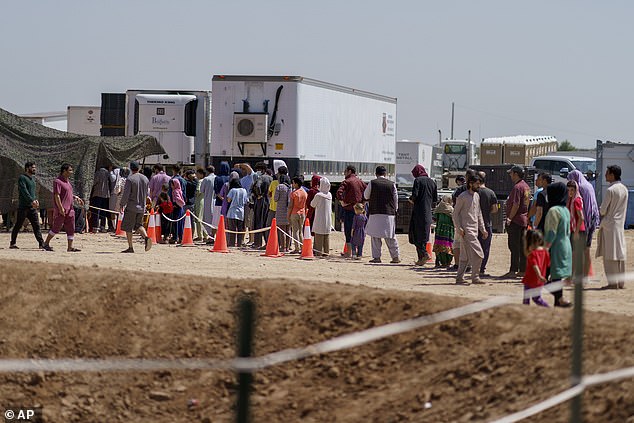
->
xmin=210 ymin=75 xmax=397 ymax=182
xmin=125 ymin=90 xmax=211 ymax=166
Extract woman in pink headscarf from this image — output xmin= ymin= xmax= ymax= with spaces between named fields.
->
xmin=567 ymin=180 xmax=586 ymax=282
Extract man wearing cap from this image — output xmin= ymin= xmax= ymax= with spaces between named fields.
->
xmin=120 ymin=161 xmax=152 ymax=253
xmin=502 ymin=165 xmax=531 ymax=278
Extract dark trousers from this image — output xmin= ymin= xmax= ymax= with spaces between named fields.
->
xmin=548 ymin=278 xmax=563 ymax=304
xmin=478 ymin=225 xmax=493 ymax=273
xmin=90 ymin=197 xmax=110 ymax=230
xmin=343 ymin=209 xmax=355 ymax=243
xmin=10 ymin=207 xmax=44 ymax=247
xmin=507 ymin=222 xmax=526 ymax=273
xmin=227 ymin=218 xmax=245 ymax=247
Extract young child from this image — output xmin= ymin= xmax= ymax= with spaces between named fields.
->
xmin=156 ymin=192 xmax=173 ymax=244
xmin=350 ymin=203 xmax=367 ymax=260
xmin=310 ymin=176 xmax=332 ymax=256
xmin=432 ymin=195 xmax=454 ymax=268
xmin=522 ymin=229 xmax=550 ymax=307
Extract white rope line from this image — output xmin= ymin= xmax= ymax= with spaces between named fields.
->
xmin=188 ymin=212 xmax=271 ymax=235
xmin=159 ymin=212 xmax=188 ymax=223
xmin=0 ymin=296 xmax=511 ymax=373
xmin=489 ymin=366 xmax=634 ymax=423
xmin=89 ymin=205 xmax=150 ymax=216
xmin=88 ymin=205 xmax=120 ymax=214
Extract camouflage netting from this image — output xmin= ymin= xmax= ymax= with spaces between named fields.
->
xmin=0 ymin=107 xmax=164 ymax=211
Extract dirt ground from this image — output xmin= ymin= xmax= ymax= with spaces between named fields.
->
xmin=0 ymin=230 xmax=633 ymax=422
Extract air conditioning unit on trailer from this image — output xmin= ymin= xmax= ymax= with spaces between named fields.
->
xmin=233 ymin=113 xmax=268 ymax=156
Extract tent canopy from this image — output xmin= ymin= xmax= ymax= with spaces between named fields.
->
xmin=0 ymin=107 xmax=164 ymax=211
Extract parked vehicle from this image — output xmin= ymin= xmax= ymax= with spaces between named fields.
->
xmin=125 ymin=90 xmax=211 ymax=166
xmin=210 ymin=75 xmax=397 ymax=183
xmin=396 ymin=140 xmax=442 ymax=186
xmin=529 ymin=155 xmax=596 ymax=183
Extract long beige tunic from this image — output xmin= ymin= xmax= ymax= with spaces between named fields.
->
xmin=452 ymin=190 xmax=486 ymax=259
xmin=596 ymin=181 xmax=629 ymax=261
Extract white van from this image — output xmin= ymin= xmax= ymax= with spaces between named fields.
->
xmin=529 ymin=155 xmax=596 ymax=183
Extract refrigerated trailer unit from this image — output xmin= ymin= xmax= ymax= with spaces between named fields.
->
xmin=125 ymin=90 xmax=211 ymax=166
xmin=210 ymin=75 xmax=397 ymax=182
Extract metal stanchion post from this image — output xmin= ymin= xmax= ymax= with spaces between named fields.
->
xmin=236 ymin=297 xmax=255 ymax=423
xmin=570 ymin=257 xmax=584 ymax=422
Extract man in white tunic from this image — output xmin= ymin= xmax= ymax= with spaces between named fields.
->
xmin=452 ymin=175 xmax=489 ymax=284
xmin=364 ymin=166 xmax=400 ymax=264
xmin=596 ymin=165 xmax=628 ymax=289
xmin=199 ymin=165 xmax=216 ymax=243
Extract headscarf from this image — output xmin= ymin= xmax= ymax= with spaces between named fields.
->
xmin=214 ymin=162 xmax=231 ymax=196
xmin=567 ymin=180 xmax=582 ymax=231
xmin=433 ymin=194 xmax=453 ymax=215
xmin=567 ymin=170 xmax=600 ymax=230
xmin=229 ymin=175 xmax=242 ymax=190
xmin=412 ymin=164 xmax=429 ymax=178
xmin=170 ymin=178 xmax=185 ymax=207
xmin=230 ymin=167 xmax=244 ymax=178
xmin=310 ymin=174 xmax=321 ymax=189
xmin=317 ymin=177 xmax=332 ymax=199
xmin=547 ymin=182 xmax=567 ymax=208
xmin=218 ymin=161 xmax=230 ymax=177
xmin=278 ymin=174 xmax=291 ymax=186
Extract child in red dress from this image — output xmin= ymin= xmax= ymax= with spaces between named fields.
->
xmin=522 ymin=229 xmax=550 ymax=307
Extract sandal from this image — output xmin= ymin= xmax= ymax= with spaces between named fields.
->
xmin=67 ymin=248 xmax=81 ymax=252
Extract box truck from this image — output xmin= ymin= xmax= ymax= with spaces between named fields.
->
xmin=396 ymin=140 xmax=442 ymax=186
xmin=210 ymin=75 xmax=397 ymax=182
xmin=125 ymin=90 xmax=211 ymax=166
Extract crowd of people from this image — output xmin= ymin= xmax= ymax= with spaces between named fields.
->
xmin=6 ymin=158 xmax=630 ymax=300
xmin=430 ymin=164 xmax=629 ymax=306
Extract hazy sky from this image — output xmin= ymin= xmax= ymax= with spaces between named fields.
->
xmin=2 ymin=0 xmax=632 ymax=148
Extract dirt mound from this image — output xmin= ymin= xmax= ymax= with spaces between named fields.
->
xmin=0 ymin=260 xmax=632 ymax=422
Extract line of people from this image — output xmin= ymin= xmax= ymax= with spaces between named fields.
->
xmin=433 ymin=164 xmax=628 ymax=307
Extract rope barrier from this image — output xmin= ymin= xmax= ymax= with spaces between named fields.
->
xmin=490 ymin=366 xmax=634 ymax=423
xmin=0 ymin=282 xmax=571 ymax=375
xmin=89 ymin=205 xmax=150 ymax=216
xmin=159 ymin=212 xmax=188 ymax=223
xmin=187 ymin=212 xmax=271 ymax=235
xmin=0 ymin=296 xmax=512 ymax=374
xmin=0 ymin=224 xmax=630 ymax=422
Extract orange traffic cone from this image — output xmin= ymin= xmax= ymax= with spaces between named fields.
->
xmin=299 ymin=218 xmax=315 ymax=259
xmin=262 ymin=217 xmax=283 ymax=257
xmin=588 ymin=262 xmax=594 ymax=277
xmin=179 ymin=210 xmax=195 ymax=247
xmin=340 ymin=242 xmax=349 ymax=256
xmin=426 ymin=241 xmax=433 ymax=258
xmin=210 ymin=215 xmax=229 ymax=253
xmin=147 ymin=210 xmax=157 ymax=244
xmin=154 ymin=212 xmax=162 ymax=241
xmin=115 ymin=211 xmax=125 ymax=237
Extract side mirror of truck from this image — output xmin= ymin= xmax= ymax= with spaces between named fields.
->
xmin=559 ymin=167 xmax=569 ymax=178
